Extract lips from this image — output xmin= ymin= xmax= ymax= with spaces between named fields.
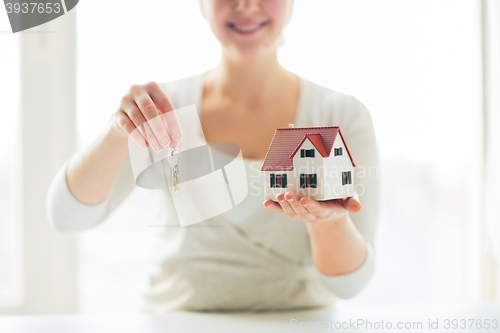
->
xmin=227 ymin=21 xmax=269 ymax=34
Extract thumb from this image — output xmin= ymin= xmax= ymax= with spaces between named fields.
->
xmin=344 ymin=192 xmax=361 ymax=213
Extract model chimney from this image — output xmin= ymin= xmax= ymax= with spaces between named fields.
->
xmin=289 ymin=124 xmax=295 ymax=128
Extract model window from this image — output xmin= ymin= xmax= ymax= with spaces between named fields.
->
xmin=300 ymin=149 xmax=315 ymax=158
xmin=270 ymin=174 xmax=287 ymax=188
xmin=342 ymin=171 xmax=352 ymax=185
xmin=300 ymin=174 xmax=317 ymax=188
xmin=334 ymin=147 xmax=343 ymax=156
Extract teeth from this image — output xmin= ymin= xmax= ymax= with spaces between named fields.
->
xmin=232 ymin=23 xmax=262 ymax=32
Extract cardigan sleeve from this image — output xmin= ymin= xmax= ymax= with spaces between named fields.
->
xmin=317 ymin=235 xmax=376 ymax=298
xmin=46 ymin=151 xmax=137 ymax=232
xmin=316 ymin=91 xmax=380 ymax=298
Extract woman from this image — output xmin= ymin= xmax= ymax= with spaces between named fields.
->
xmin=47 ymin=0 xmax=379 ymax=312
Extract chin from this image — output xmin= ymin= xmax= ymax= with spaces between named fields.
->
xmin=222 ymin=36 xmax=282 ymax=61
xmin=217 ymin=21 xmax=282 ymax=60
xmin=230 ymin=43 xmax=275 ymax=60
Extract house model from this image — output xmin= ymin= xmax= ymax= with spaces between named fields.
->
xmin=261 ymin=124 xmax=355 ymax=201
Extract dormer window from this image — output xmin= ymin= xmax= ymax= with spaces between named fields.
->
xmin=334 ymin=147 xmax=343 ymax=156
xmin=300 ymin=149 xmax=315 ymax=158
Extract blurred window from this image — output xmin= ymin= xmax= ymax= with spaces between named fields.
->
xmin=0 ymin=31 xmax=21 ymax=306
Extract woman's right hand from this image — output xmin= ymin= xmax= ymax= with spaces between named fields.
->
xmin=112 ymin=81 xmax=182 ymax=151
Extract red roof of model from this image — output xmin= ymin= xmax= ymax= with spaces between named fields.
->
xmin=261 ymin=126 xmax=355 ymax=171
xmin=290 ymin=133 xmax=329 ymax=158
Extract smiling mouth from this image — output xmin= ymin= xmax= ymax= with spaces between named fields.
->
xmin=227 ymin=21 xmax=269 ymax=34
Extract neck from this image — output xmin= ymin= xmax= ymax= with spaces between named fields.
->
xmin=207 ymin=47 xmax=293 ymax=105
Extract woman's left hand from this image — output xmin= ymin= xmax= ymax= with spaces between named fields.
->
xmin=263 ymin=192 xmax=361 ymax=224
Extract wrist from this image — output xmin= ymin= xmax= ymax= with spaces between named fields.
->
xmin=311 ymin=210 xmax=350 ymax=227
xmin=307 ymin=213 xmax=350 ymax=233
xmin=106 ymin=117 xmax=129 ymax=147
xmin=306 ymin=213 xmax=367 ymax=276
xmin=325 ymin=211 xmax=350 ymax=225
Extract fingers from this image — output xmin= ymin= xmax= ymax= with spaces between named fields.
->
xmin=147 ymin=82 xmax=182 ymax=148
xmin=283 ymin=192 xmax=310 ymax=217
xmin=273 ymin=193 xmax=295 ymax=217
xmin=263 ymin=199 xmax=284 ymax=213
xmin=298 ymin=197 xmax=338 ymax=217
xmin=121 ymin=95 xmax=161 ymax=152
xmin=263 ymin=192 xmax=361 ymax=222
xmin=304 ymin=194 xmax=361 ymax=217
xmin=162 ymin=110 xmax=182 ymax=148
xmin=114 ymin=82 xmax=183 ymax=152
xmin=263 ymin=192 xmax=331 ymax=219
xmin=342 ymin=192 xmax=362 ymax=213
xmin=145 ymin=81 xmax=175 ymax=114
xmin=134 ymin=91 xmax=171 ymax=150
xmin=114 ymin=111 xmax=148 ymax=149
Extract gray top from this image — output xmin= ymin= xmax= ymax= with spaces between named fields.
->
xmin=46 ymin=73 xmax=380 ymax=312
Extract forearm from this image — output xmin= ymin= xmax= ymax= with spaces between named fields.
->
xmin=66 ymin=119 xmax=130 ymax=205
xmin=307 ymin=214 xmax=367 ymax=276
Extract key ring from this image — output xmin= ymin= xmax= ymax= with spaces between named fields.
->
xmin=170 ymin=146 xmax=181 ymax=166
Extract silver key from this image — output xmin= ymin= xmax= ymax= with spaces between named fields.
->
xmin=167 ymin=146 xmax=181 ymax=193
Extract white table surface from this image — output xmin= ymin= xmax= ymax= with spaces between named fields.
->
xmin=1 ymin=302 xmax=499 ymax=333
